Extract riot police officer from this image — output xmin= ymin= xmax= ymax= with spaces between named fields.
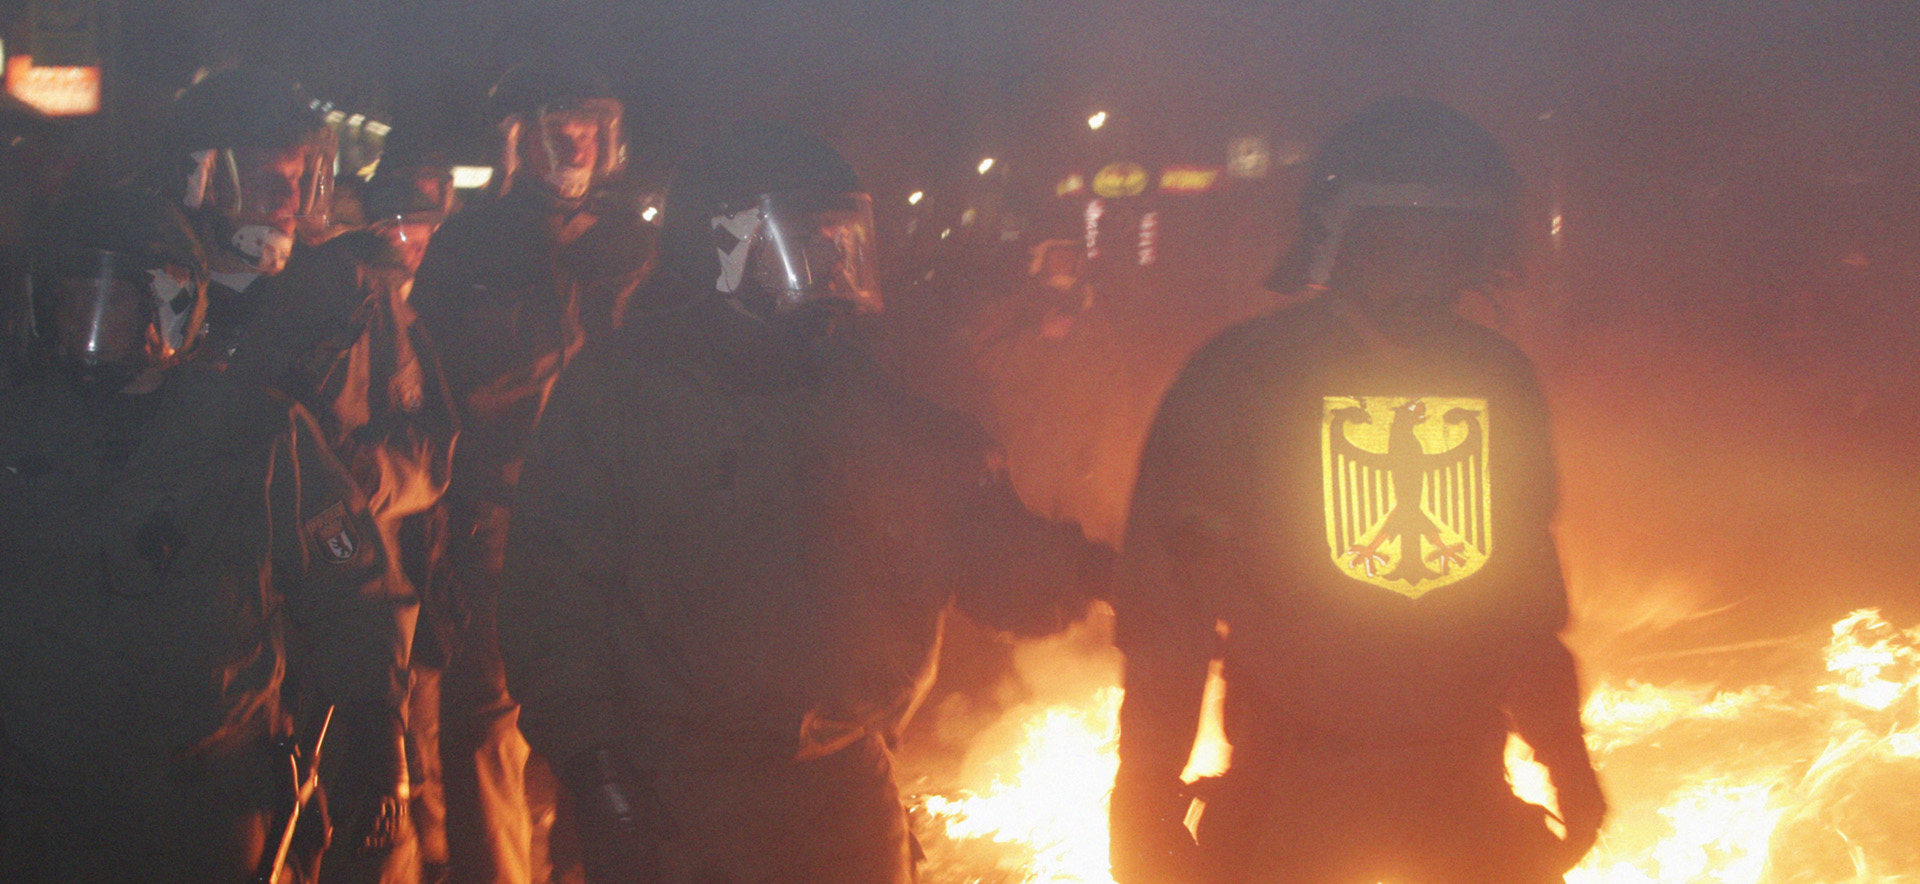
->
xmin=150 ymin=67 xmax=455 ymax=884
xmin=1110 ymin=98 xmax=1606 ymax=884
xmin=407 ymin=60 xmax=652 ymax=884
xmin=0 ymin=188 xmax=410 ymax=883
xmin=499 ymin=120 xmax=1110 ymax=884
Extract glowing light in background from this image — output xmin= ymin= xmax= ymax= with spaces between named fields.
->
xmin=450 ymin=165 xmax=495 ymax=190
xmin=1087 ymin=111 xmax=1108 ymax=131
xmin=978 ymin=157 xmax=996 ymax=175
xmin=908 ymin=190 xmax=925 ymax=206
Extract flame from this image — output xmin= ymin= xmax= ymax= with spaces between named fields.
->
xmin=912 ymin=610 xmax=1920 ymax=884
xmin=920 ymin=688 xmax=1123 ymax=883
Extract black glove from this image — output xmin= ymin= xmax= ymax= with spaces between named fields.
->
xmin=1546 ymin=754 xmax=1607 ymax=873
xmin=1110 ymin=773 xmax=1206 ymax=884
xmin=323 ymin=704 xmax=414 ymax=857
xmin=560 ymin=745 xmax=658 ymax=884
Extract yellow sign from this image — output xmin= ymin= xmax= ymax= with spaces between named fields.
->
xmin=1091 ymin=162 xmax=1148 ymax=198
xmin=1158 ymin=166 xmax=1219 ymax=194
xmin=1322 ymin=396 xmax=1490 ymax=599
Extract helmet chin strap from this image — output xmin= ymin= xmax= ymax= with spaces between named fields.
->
xmin=229 ymin=224 xmax=294 ymax=275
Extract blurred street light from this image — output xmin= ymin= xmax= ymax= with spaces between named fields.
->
xmin=977 ymin=157 xmax=995 ymax=175
xmin=907 ymin=190 xmax=925 ymax=206
xmin=1088 ymin=111 xmax=1108 ymax=131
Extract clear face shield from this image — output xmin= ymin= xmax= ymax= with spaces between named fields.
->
xmin=504 ymin=98 xmax=625 ymax=201
xmin=184 ymin=130 xmax=337 ymax=274
xmin=34 ymin=250 xmax=172 ymax=394
xmin=713 ymin=190 xmax=882 ymax=316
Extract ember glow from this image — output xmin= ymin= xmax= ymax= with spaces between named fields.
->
xmin=910 ymin=610 xmax=1920 ymax=884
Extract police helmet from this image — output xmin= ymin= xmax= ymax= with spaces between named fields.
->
xmin=1268 ymin=97 xmax=1521 ymax=293
xmin=661 ymin=120 xmax=878 ymax=316
xmin=487 ymin=61 xmax=625 ymax=200
xmin=158 ymin=66 xmax=336 ymax=274
xmin=29 ymin=189 xmax=210 ymax=394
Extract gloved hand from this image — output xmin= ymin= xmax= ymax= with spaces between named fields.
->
xmin=1547 ymin=757 xmax=1607 ymax=873
xmin=560 ymin=745 xmax=658 ymax=884
xmin=324 ymin=704 xmax=415 ymax=856
xmin=1109 ymin=773 xmax=1205 ymax=884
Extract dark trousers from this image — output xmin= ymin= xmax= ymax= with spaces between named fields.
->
xmin=1201 ymin=738 xmax=1564 ymax=884
xmin=437 ymin=501 xmax=533 ymax=884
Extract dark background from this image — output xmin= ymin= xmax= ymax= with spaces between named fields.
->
xmin=9 ymin=0 xmax=1920 ymax=683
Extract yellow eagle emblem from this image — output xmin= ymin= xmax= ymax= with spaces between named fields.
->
xmin=1322 ymin=396 xmax=1491 ymax=598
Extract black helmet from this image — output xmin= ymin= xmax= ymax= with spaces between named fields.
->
xmin=487 ymin=60 xmax=625 ymax=201
xmin=660 ymin=120 xmax=876 ymax=315
xmin=28 ymin=188 xmax=210 ymax=393
xmin=1268 ymin=97 xmax=1521 ymax=292
xmin=156 ymin=66 xmax=336 ymax=274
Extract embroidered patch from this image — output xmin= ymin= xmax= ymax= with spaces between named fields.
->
xmin=1322 ymin=396 xmax=1491 ymax=599
xmin=305 ymin=501 xmax=361 ymax=564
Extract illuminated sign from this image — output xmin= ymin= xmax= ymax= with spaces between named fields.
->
xmin=1322 ymin=396 xmax=1490 ymax=599
xmin=449 ymin=166 xmax=495 ymax=190
xmin=5 ymin=56 xmax=99 ymax=116
xmin=1158 ymin=165 xmax=1220 ymax=194
xmin=1083 ymin=199 xmax=1103 ymax=260
xmin=1055 ymin=173 xmax=1085 ymax=197
xmin=1137 ymin=210 xmax=1158 ymax=267
xmin=1091 ymin=162 xmax=1148 ymax=198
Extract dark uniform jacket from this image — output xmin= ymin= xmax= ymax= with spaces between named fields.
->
xmin=1118 ymin=297 xmax=1572 ymax=774
xmin=499 ymin=305 xmax=1104 ymax=774
xmin=410 ymin=187 xmax=650 ymax=514
xmin=0 ymin=366 xmax=408 ymax=875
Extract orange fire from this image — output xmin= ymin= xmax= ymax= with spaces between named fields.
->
xmin=911 ymin=610 xmax=1920 ymax=883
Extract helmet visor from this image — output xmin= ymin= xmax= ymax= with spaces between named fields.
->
xmin=52 ymin=273 xmax=152 ymax=370
xmin=201 ymin=130 xmax=337 ymax=230
xmin=528 ymin=98 xmax=625 ymax=194
xmin=745 ymin=190 xmax=881 ymax=315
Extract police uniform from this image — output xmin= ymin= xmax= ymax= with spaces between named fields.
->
xmin=1115 ymin=297 xmax=1584 ymax=884
xmin=0 ymin=365 xmax=410 ymax=884
xmin=500 ymin=301 xmax=1105 ymax=884
xmin=228 ymin=230 xmax=460 ymax=884
xmin=408 ymin=183 xmax=650 ymax=884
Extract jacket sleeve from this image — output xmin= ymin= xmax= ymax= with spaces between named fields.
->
xmin=1112 ymin=342 xmax=1243 ymax=789
xmin=944 ymin=412 xmax=1108 ymax=638
xmin=269 ymin=400 xmax=416 ymax=719
xmin=499 ymin=358 xmax=632 ymax=767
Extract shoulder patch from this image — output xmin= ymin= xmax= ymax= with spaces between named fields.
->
xmin=305 ymin=500 xmax=362 ymax=564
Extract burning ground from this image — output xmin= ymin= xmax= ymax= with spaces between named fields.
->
xmin=898 ymin=607 xmax=1920 ymax=884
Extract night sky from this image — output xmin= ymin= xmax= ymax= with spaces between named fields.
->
xmin=22 ymin=0 xmax=1920 ymax=679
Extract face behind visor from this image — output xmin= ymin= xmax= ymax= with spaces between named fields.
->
xmin=502 ymin=98 xmax=625 ymax=202
xmin=712 ymin=190 xmax=881 ymax=318
xmin=34 ymin=249 xmax=197 ymax=395
xmin=185 ymin=137 xmax=336 ymax=275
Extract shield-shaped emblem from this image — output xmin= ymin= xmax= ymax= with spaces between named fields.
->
xmin=1321 ymin=396 xmax=1491 ymax=599
xmin=305 ymin=501 xmax=362 ymax=565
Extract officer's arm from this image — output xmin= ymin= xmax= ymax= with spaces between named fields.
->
xmin=500 ymin=360 xmax=631 ymax=768
xmin=1502 ymin=360 xmax=1604 ymax=869
xmin=271 ymin=401 xmax=414 ymax=715
xmin=948 ymin=443 xmax=1111 ymax=637
xmin=269 ymin=401 xmax=417 ymax=849
xmin=1109 ymin=358 xmax=1233 ymax=884
xmin=1507 ymin=632 xmax=1606 ymax=870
